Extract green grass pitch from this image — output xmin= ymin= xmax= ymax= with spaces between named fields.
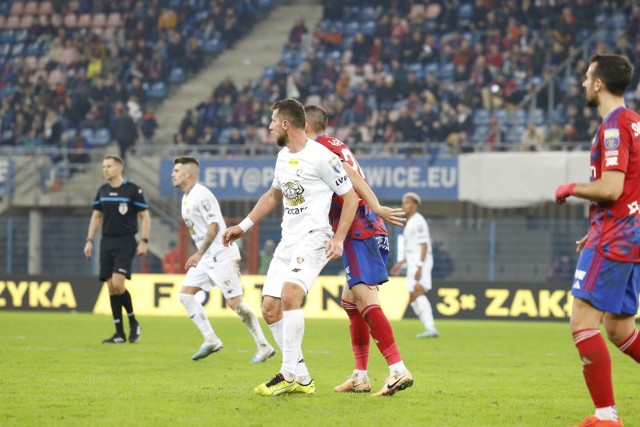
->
xmin=1 ymin=311 xmax=638 ymax=427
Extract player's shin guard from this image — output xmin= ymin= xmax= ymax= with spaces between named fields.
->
xmin=573 ymin=329 xmax=615 ymax=408
xmin=616 ymin=329 xmax=640 ymax=362
xmin=282 ymin=309 xmax=304 ymax=380
xmin=179 ymin=293 xmax=217 ymax=341
xmin=341 ymin=299 xmax=370 ymax=370
xmin=234 ymin=301 xmax=269 ymax=347
xmin=362 ymin=304 xmax=402 ymax=365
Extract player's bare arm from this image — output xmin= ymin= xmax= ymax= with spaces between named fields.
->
xmin=576 ymin=234 xmax=588 ymax=252
xmin=136 ymin=210 xmax=151 ymax=257
xmin=222 ymin=187 xmax=283 ymax=246
xmin=84 ymin=210 xmax=103 ymax=259
xmin=556 ymin=171 xmax=624 ymax=204
xmin=342 ymin=162 xmax=405 ymax=226
xmin=326 ymin=188 xmax=358 ymax=260
xmin=186 ymin=222 xmax=218 ymax=269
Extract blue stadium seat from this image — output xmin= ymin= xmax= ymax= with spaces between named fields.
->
xmin=529 ymin=108 xmax=545 ymax=125
xmin=493 ymin=109 xmax=508 ymax=123
xmin=344 ymin=22 xmax=360 ymax=37
xmin=169 ymin=66 xmax=186 ymax=83
xmin=260 ymin=66 xmax=276 ymax=81
xmin=458 ymin=3 xmax=473 ymax=27
xmin=257 ymin=0 xmax=272 ymax=9
xmin=361 ymin=21 xmax=376 ymax=36
xmin=91 ymin=128 xmax=111 ymax=145
xmin=508 ymin=108 xmax=527 ymax=126
xmin=146 ymin=82 xmax=168 ymax=99
xmin=202 ymin=37 xmax=222 ymax=54
xmin=473 ymin=109 xmax=490 ymax=126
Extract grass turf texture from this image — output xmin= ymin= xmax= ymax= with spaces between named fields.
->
xmin=1 ymin=312 xmax=638 ymax=427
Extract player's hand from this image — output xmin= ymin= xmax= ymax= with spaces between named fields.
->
xmin=222 ymin=226 xmax=243 ymax=246
xmin=414 ymin=266 xmax=422 ymax=281
xmin=325 ymin=238 xmax=344 ymax=261
xmin=84 ymin=241 xmax=93 ymax=259
xmin=555 ymin=183 xmax=576 ymax=204
xmin=575 ymin=234 xmax=588 ymax=253
xmin=374 ymin=206 xmax=406 ymax=227
xmin=136 ymin=241 xmax=148 ymax=257
xmin=185 ymin=252 xmax=202 ymax=270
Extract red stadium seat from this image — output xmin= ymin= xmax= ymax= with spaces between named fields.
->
xmin=19 ymin=15 xmax=34 ymax=29
xmin=77 ymin=13 xmax=91 ymax=28
xmin=50 ymin=14 xmax=63 ymax=27
xmin=24 ymin=1 xmax=39 ymax=15
xmin=39 ymin=1 xmax=54 ymax=15
xmin=6 ymin=15 xmax=21 ymax=29
xmin=9 ymin=1 xmax=25 ymax=16
xmin=38 ymin=15 xmax=50 ymax=27
xmin=92 ymin=13 xmax=107 ymax=28
xmin=106 ymin=13 xmax=122 ymax=28
xmin=63 ymin=13 xmax=77 ymax=28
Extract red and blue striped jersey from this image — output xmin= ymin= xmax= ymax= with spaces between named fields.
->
xmin=315 ymin=135 xmax=387 ymax=240
xmin=586 ymin=106 xmax=640 ymax=261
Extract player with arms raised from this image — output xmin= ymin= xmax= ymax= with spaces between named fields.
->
xmin=556 ymin=54 xmax=640 ymax=427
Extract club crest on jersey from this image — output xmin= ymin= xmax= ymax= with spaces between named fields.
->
xmin=296 ymin=257 xmax=304 ymax=264
xmin=330 ymin=157 xmax=342 ymax=174
xmin=283 ymin=181 xmax=305 ymax=206
xmin=603 ymin=128 xmax=620 ymax=150
xmin=118 ymin=202 xmax=128 ymax=215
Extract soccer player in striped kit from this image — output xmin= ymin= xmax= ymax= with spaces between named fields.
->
xmin=556 ymin=54 xmax=640 ymax=427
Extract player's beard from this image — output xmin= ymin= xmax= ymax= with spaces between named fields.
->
xmin=586 ymin=87 xmax=599 ymax=108
xmin=275 ymin=133 xmax=288 ymax=147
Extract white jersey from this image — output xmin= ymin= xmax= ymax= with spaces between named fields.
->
xmin=403 ymin=212 xmax=432 ymax=267
xmin=182 ymin=182 xmax=240 ymax=262
xmin=272 ymin=139 xmax=353 ymax=257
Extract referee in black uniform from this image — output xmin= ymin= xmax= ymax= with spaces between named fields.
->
xmin=84 ymin=155 xmax=151 ymax=343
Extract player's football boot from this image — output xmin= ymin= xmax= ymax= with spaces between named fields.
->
xmin=571 ymin=416 xmax=623 ymax=427
xmin=102 ymin=333 xmax=126 ymax=344
xmin=372 ymin=369 xmax=414 ymax=397
xmin=334 ymin=375 xmax=371 ymax=393
xmin=191 ymin=340 xmax=223 ymax=360
xmin=250 ymin=345 xmax=276 ymax=364
xmin=293 ymin=379 xmax=316 ymax=394
xmin=129 ymin=323 xmax=141 ymax=343
xmin=255 ymin=373 xmax=296 ymax=396
xmin=416 ymin=328 xmax=439 ymax=338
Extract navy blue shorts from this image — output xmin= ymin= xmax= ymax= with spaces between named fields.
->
xmin=571 ymin=248 xmax=640 ymax=315
xmin=343 ymin=235 xmax=389 ymax=288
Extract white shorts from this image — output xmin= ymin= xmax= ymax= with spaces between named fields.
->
xmin=406 ymin=257 xmax=433 ymax=292
xmin=183 ymin=258 xmax=244 ymax=299
xmin=263 ymin=230 xmax=332 ymax=298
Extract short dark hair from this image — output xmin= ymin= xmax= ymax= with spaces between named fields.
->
xmin=174 ymin=156 xmax=200 ymax=168
xmin=590 ymin=54 xmax=634 ymax=96
xmin=271 ymin=98 xmax=306 ymax=129
xmin=104 ymin=155 xmax=124 ymax=166
xmin=304 ymin=105 xmax=328 ymax=134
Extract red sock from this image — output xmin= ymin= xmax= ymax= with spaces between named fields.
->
xmin=617 ymin=329 xmax=640 ymax=362
xmin=341 ymin=299 xmax=370 ymax=370
xmin=573 ymin=329 xmax=615 ymax=408
xmin=362 ymin=304 xmax=402 ymax=365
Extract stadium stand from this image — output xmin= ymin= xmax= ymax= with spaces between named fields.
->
xmin=173 ymin=0 xmax=634 ymax=154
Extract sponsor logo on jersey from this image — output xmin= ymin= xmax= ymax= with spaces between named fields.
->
xmin=574 ymin=270 xmax=587 ymax=280
xmin=185 ymin=219 xmax=195 ymax=235
xmin=632 ymin=121 xmax=640 ymax=137
xmin=283 ymin=181 xmax=305 ymax=206
xmin=291 ymin=268 xmax=301 ymax=273
xmin=288 ymin=158 xmax=299 ymax=167
xmin=201 ymin=199 xmax=211 ymax=211
xmin=603 ymin=128 xmax=620 ymax=150
xmin=118 ymin=202 xmax=128 ymax=215
xmin=334 ymin=176 xmax=348 ymax=186
xmin=330 ymin=157 xmax=342 ymax=174
xmin=605 ymin=156 xmax=618 ymax=167
xmin=628 ymin=200 xmax=640 ymax=215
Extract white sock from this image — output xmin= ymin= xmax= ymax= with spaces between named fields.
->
xmin=234 ymin=301 xmax=269 ymax=347
xmin=179 ymin=293 xmax=218 ymax=344
xmin=595 ymin=406 xmax=618 ymax=421
xmin=282 ymin=309 xmax=305 ymax=381
xmin=353 ymin=369 xmax=368 ymax=381
xmin=389 ymin=361 xmax=407 ymax=376
xmin=269 ymin=318 xmax=309 ymax=381
xmin=411 ymin=295 xmax=436 ymax=331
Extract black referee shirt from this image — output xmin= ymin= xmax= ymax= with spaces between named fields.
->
xmin=93 ymin=179 xmax=148 ymax=237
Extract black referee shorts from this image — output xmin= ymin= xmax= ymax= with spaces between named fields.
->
xmin=99 ymin=235 xmax=137 ymax=281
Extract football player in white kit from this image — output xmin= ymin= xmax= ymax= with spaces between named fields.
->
xmin=223 ymin=99 xmax=359 ymax=396
xmin=391 ymin=192 xmax=438 ymax=338
xmin=171 ymin=156 xmax=275 ymax=363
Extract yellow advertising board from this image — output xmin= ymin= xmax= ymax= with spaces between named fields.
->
xmin=93 ymin=274 xmax=411 ymax=320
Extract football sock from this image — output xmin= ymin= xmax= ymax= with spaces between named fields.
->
xmin=594 ymin=406 xmax=619 ymax=421
xmin=617 ymin=329 xmax=640 ymax=362
xmin=341 ymin=299 xmax=370 ymax=371
xmin=573 ymin=329 xmax=615 ymax=410
xmin=361 ymin=304 xmax=402 ymax=366
xmin=282 ymin=309 xmax=304 ymax=382
xmin=179 ymin=293 xmax=218 ymax=343
xmin=269 ymin=319 xmax=310 ymax=380
xmin=389 ymin=361 xmax=408 ymax=376
xmin=120 ymin=290 xmax=138 ymax=324
xmin=234 ymin=301 xmax=269 ymax=347
xmin=109 ymin=294 xmax=124 ymax=335
xmin=353 ymin=369 xmax=368 ymax=381
xmin=411 ymin=295 xmax=435 ymax=331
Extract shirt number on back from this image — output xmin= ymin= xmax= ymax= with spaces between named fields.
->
xmin=340 ymin=148 xmax=366 ymax=179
